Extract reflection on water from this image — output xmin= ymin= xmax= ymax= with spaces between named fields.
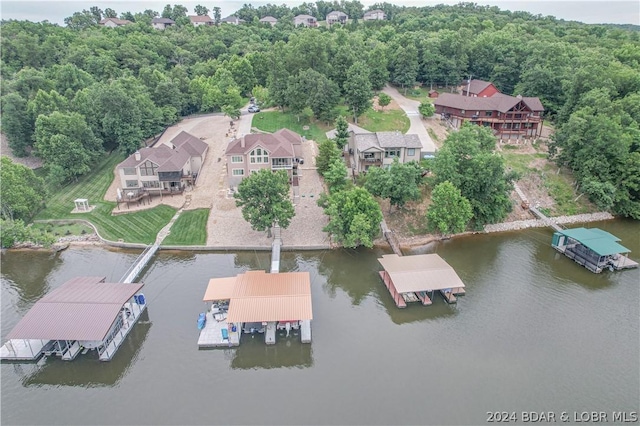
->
xmin=230 ymin=337 xmax=313 ymax=370
xmin=22 ymin=312 xmax=151 ymax=388
xmin=1 ymin=220 xmax=638 ymax=425
xmin=0 ymin=251 xmax=62 ymax=308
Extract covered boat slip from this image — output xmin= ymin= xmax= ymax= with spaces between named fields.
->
xmin=0 ymin=277 xmax=146 ymax=362
xmin=552 ymin=227 xmax=638 ymax=273
xmin=199 ymin=271 xmax=313 ymax=347
xmin=378 ymin=254 xmax=466 ymax=308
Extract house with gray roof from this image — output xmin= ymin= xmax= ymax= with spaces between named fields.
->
xmin=350 ymin=131 xmax=422 ymax=173
xmin=221 ymin=15 xmax=245 ymax=25
xmin=363 ymin=9 xmax=386 ymax=20
xmin=99 ymin=17 xmax=132 ymax=27
xmin=294 ymin=14 xmax=318 ymax=27
xmin=326 ymin=11 xmax=348 ymax=25
xmin=434 ymin=92 xmax=544 ymax=141
xmin=116 ymin=131 xmax=208 ymax=196
xmin=225 ymin=129 xmax=303 ymax=188
xmin=259 ymin=16 xmax=278 ymax=26
xmin=152 ymin=17 xmax=175 ymax=30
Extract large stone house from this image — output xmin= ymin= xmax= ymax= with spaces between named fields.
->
xmin=225 ymin=129 xmax=303 ymax=188
xmin=434 ymin=92 xmax=544 ymax=141
xmin=349 ymin=131 xmax=422 ymax=174
xmin=116 ymin=131 xmax=208 ymax=196
xmin=294 ymin=14 xmax=318 ymax=27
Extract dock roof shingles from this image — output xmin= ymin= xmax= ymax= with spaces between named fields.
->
xmin=378 ymin=254 xmax=465 ymax=293
xmin=7 ymin=277 xmax=144 ymax=341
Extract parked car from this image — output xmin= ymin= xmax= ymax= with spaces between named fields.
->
xmin=248 ymin=105 xmax=260 ymax=113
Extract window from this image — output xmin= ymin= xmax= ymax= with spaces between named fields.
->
xmin=249 ymin=148 xmax=268 ymax=164
xmin=143 ymin=181 xmax=160 ymax=188
xmin=485 ymin=111 xmax=493 ymax=117
xmin=461 ymin=109 xmax=466 ymax=114
xmin=514 ymin=113 xmax=522 ymax=119
xmin=385 ymin=150 xmax=400 ymax=158
xmin=140 ymin=161 xmax=158 ymax=176
xmin=407 ymin=148 xmax=415 ymax=156
xmin=232 ymin=169 xmax=245 ymax=176
xmin=231 ymin=156 xmax=243 ymax=163
xmin=250 ymin=169 xmax=259 ymax=175
xmin=123 ymin=167 xmax=136 ymax=175
xmin=126 ymin=180 xmax=138 ymax=188
xmin=513 ymin=123 xmax=520 ymax=129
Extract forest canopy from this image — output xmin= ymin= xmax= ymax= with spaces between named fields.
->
xmin=1 ymin=2 xmax=639 ymax=217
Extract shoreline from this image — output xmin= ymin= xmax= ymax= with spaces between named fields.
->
xmin=7 ymin=211 xmax=619 ymax=253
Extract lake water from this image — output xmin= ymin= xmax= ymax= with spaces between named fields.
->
xmin=1 ymin=220 xmax=638 ymax=425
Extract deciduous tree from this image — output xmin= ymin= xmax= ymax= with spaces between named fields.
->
xmin=377 ymin=93 xmax=391 ymax=111
xmin=343 ymin=61 xmax=372 ymax=124
xmin=316 ymin=138 xmax=342 ymax=175
xmin=418 ymin=102 xmax=435 ymax=118
xmin=234 ymin=169 xmax=295 ymax=237
xmin=322 ymin=187 xmax=383 ymax=248
xmin=426 ymin=181 xmax=473 ymax=235
xmin=0 ymin=157 xmax=47 ymax=221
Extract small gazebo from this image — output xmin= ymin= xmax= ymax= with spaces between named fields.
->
xmin=74 ymin=199 xmax=89 ymax=212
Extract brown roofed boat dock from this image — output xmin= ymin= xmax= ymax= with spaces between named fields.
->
xmin=0 ymin=277 xmax=147 ymax=362
xmin=378 ymin=254 xmax=466 ymax=307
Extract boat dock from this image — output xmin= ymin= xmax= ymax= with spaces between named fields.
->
xmin=1 ymin=277 xmax=146 ymax=362
xmin=552 ymin=227 xmax=638 ymax=273
xmin=378 ymin=254 xmax=466 ymax=307
xmin=199 ymin=271 xmax=313 ymax=347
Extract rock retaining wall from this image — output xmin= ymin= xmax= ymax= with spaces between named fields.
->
xmin=484 ymin=212 xmax=614 ymax=233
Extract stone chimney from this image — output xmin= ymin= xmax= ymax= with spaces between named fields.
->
xmin=134 ymin=151 xmax=141 ymax=161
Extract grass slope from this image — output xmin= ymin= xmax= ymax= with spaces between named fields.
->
xmin=252 ymin=111 xmax=332 ymax=142
xmin=357 ymin=109 xmax=410 ymax=133
xmin=163 ymin=208 xmax=209 ymax=245
xmin=35 ymin=154 xmax=176 ymax=244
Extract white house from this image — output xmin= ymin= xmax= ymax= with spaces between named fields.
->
xmin=363 ymin=9 xmax=386 ymax=20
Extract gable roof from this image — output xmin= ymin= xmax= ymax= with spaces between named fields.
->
xmin=221 ymin=15 xmax=245 ymax=23
xmin=99 ymin=17 xmax=132 ymax=26
xmin=152 ymin=17 xmax=175 ymax=24
xmin=463 ymin=79 xmax=495 ymax=95
xmin=378 ymin=254 xmax=465 ymax=293
xmin=435 ymin=93 xmax=544 ymax=113
xmin=118 ymin=131 xmax=206 ymax=172
xmin=189 ymin=15 xmax=214 ymax=23
xmin=327 ymin=11 xmax=348 ymax=17
xmin=7 ymin=277 xmax=145 ymax=341
xmin=354 ymin=131 xmax=422 ymax=152
xmin=226 ymin=129 xmax=302 ymax=158
xmin=295 ymin=14 xmax=317 ymax=21
xmin=259 ymin=16 xmax=278 ymax=22
xmin=170 ymin=131 xmax=208 ymax=156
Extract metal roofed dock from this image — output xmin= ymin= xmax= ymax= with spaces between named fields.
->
xmin=1 ymin=277 xmax=147 ymax=362
xmin=378 ymin=254 xmax=466 ymax=307
xmin=199 ymin=271 xmax=313 ymax=347
xmin=552 ymin=227 xmax=638 ymax=273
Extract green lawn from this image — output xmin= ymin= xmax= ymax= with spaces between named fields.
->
xmin=35 ymin=153 xmax=176 ymax=244
xmin=163 ymin=208 xmax=209 ymax=245
xmin=252 ymin=111 xmax=332 ymax=142
xmin=357 ymin=108 xmax=410 ymax=133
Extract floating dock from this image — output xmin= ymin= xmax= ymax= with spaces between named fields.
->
xmin=552 ymin=228 xmax=638 ymax=273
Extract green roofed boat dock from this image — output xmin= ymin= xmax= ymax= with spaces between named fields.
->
xmin=551 ymin=227 xmax=638 ymax=273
